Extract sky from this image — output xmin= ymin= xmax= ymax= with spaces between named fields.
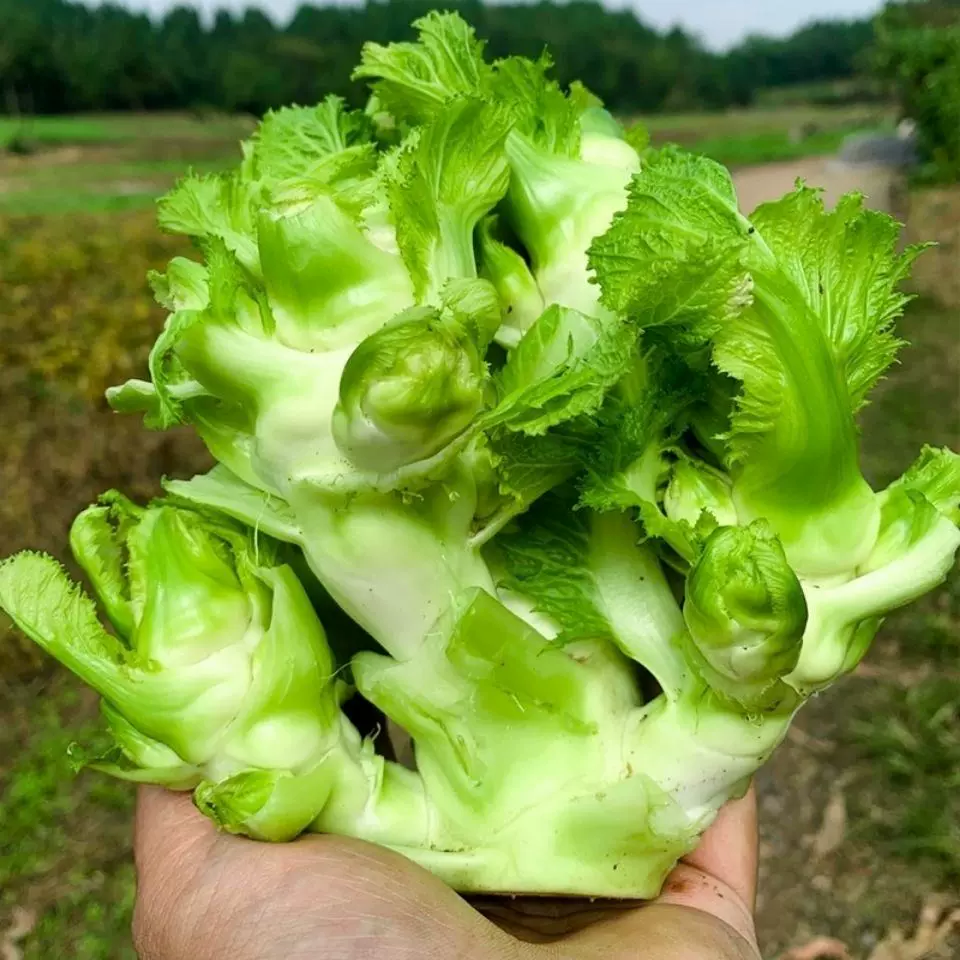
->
xmin=104 ymin=0 xmax=886 ymax=51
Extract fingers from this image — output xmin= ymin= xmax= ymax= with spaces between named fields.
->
xmin=554 ymin=903 xmax=760 ymax=960
xmin=681 ymin=785 xmax=758 ymax=910
xmin=654 ymin=786 xmax=759 ymax=952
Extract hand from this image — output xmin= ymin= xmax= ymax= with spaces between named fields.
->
xmin=133 ymin=786 xmax=761 ymax=960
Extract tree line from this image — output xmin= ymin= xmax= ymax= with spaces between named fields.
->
xmin=875 ymin=1 xmax=960 ymax=182
xmin=0 ymin=0 xmax=875 ymax=116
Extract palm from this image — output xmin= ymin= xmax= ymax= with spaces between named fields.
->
xmin=133 ymin=788 xmax=760 ymax=960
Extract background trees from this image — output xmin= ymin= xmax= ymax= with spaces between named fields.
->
xmin=0 ymin=0 xmax=875 ymax=116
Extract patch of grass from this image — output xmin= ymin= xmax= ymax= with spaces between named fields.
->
xmin=0 ymin=190 xmax=161 ymax=216
xmin=0 ymin=672 xmax=137 ymax=958
xmin=0 ymin=156 xmax=235 ymax=216
xmin=12 ymin=157 xmax=233 ymax=184
xmin=847 ymin=293 xmax=960 ymax=884
xmin=640 ymin=103 xmax=895 ymax=167
xmin=641 ymin=104 xmax=892 ymax=137
xmin=0 ymin=112 xmax=254 ymax=148
xmin=850 ymin=678 xmax=960 ymax=884
xmin=859 ymin=297 xmax=960 ymax=488
xmin=754 ymin=78 xmax=886 ymax=109
xmin=690 ymin=126 xmax=885 ymax=168
xmin=0 ymin=112 xmax=251 ymax=215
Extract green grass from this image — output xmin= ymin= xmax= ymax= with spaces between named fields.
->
xmin=641 ymin=103 xmax=895 ymax=167
xmin=850 ymin=676 xmax=960 ymax=881
xmin=753 ymin=78 xmax=886 ymax=109
xmin=0 ymin=112 xmax=254 ymax=148
xmin=0 ymin=114 xmax=246 ymax=215
xmin=0 ymin=190 xmax=160 ymax=216
xmin=0 ymin=675 xmax=137 ymax=958
xmin=0 ymin=155 xmax=236 ymax=216
xmin=688 ymin=127 xmax=878 ymax=168
xmin=846 ymin=295 xmax=960 ymax=885
xmin=13 ymin=158 xmax=234 ymax=182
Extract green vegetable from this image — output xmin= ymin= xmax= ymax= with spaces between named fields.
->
xmin=0 ymin=495 xmax=427 ymax=844
xmin=1 ymin=12 xmax=957 ymax=900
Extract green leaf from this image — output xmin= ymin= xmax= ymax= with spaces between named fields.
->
xmin=104 ymin=379 xmax=159 ymax=418
xmin=491 ymin=492 xmax=612 ymax=645
xmin=590 ymin=148 xmax=897 ymax=578
xmin=0 ymin=552 xmax=130 ymax=700
xmin=227 ymin=564 xmax=343 ymax=753
xmin=579 ymin=350 xmax=703 ymax=564
xmin=862 ymin=446 xmax=960 ymax=573
xmin=440 ymin=277 xmax=502 ymax=348
xmin=387 ymin=98 xmax=511 ymax=300
xmin=490 ymin=54 xmax=580 ymax=156
xmin=139 ymin=241 xmax=262 ymax=430
xmin=69 ymin=493 xmax=144 ymax=639
xmin=623 ymin=121 xmax=651 ymax=155
xmin=477 ymin=217 xmax=545 ymax=348
xmin=485 ymin=305 xmax=637 ymax=435
xmin=142 ymin=309 xmax=206 ymax=428
xmin=588 ymin=147 xmax=752 ymax=341
xmin=501 ymin=126 xmax=638 ymax=316
xmin=195 ymin=764 xmax=337 ymax=843
xmin=332 ymin=305 xmax=488 ymax=473
xmin=164 ymin=466 xmax=303 ymax=544
xmin=568 ymin=80 xmax=604 ymax=113
xmin=91 ymin=702 xmax=200 ymax=789
xmin=749 ymin=187 xmax=928 ymax=409
xmin=472 ymin=429 xmax=585 ymax=545
xmin=157 ymin=172 xmax=260 ymax=275
xmin=148 ymin=257 xmax=209 ymax=312
xmin=258 ymin=192 xmax=414 ymax=351
xmin=662 ymin=456 xmax=737 ymax=531
xmin=354 ymin=11 xmax=489 ymax=125
xmin=252 ymin=96 xmax=376 ymax=184
xmin=492 ymin=497 xmax=689 ymax=696
xmin=890 ymin=445 xmax=960 ymax=524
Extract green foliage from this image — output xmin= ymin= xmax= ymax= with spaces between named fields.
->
xmin=689 ymin=123 xmax=892 ymax=168
xmin=0 ymin=0 xmax=877 ymax=118
xmin=845 ymin=287 xmax=960 ymax=885
xmin=874 ymin=2 xmax=960 ymax=183
xmin=852 ymin=676 xmax=960 ymax=881
xmin=0 ymin=675 xmax=136 ymax=958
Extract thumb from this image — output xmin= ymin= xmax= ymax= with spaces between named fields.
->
xmin=556 ymin=789 xmax=761 ymax=960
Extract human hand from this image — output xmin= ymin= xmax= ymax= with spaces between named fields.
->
xmin=133 ymin=785 xmax=761 ymax=960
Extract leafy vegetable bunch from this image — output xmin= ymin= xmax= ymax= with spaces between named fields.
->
xmin=2 ymin=13 xmax=958 ymax=898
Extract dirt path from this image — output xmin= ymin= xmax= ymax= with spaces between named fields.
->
xmin=733 ymin=157 xmax=898 ymax=214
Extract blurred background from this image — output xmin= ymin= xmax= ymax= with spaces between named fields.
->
xmin=0 ymin=0 xmax=957 ymax=957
